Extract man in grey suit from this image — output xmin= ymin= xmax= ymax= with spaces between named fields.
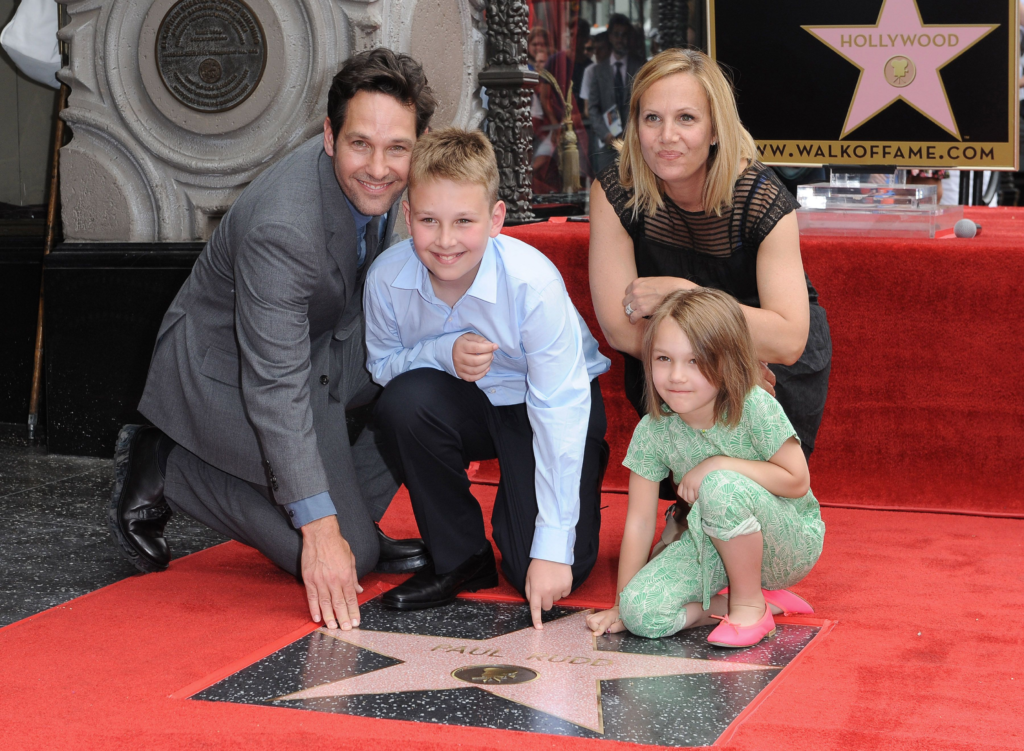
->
xmin=110 ymin=49 xmax=435 ymax=632
xmin=588 ymin=14 xmax=644 ymax=174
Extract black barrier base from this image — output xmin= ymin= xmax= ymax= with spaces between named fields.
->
xmin=0 ymin=234 xmax=45 ymax=427
xmin=44 ymin=243 xmax=203 ymax=456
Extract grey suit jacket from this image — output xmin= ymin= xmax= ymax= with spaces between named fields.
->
xmin=587 ymin=56 xmax=643 ymax=146
xmin=139 ymin=136 xmax=397 ymax=505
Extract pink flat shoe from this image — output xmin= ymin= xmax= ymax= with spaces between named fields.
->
xmin=717 ymin=587 xmax=814 ymax=616
xmin=707 ymin=605 xmax=776 ymax=648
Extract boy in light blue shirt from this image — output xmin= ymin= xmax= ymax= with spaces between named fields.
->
xmin=365 ymin=129 xmax=610 ymax=628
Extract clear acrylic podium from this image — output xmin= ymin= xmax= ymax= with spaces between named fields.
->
xmin=796 ymin=172 xmax=963 ymax=238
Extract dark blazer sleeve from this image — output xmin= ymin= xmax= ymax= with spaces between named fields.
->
xmin=233 ymin=221 xmax=329 ymax=504
xmin=589 ymin=66 xmax=610 ymax=144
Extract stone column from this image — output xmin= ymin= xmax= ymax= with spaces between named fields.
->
xmin=478 ymin=0 xmax=535 ymax=224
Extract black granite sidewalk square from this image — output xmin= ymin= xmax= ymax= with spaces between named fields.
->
xmin=0 ymin=426 xmax=225 ymax=627
xmin=193 ymin=597 xmax=822 ymax=747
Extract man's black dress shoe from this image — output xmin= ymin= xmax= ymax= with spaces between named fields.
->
xmin=109 ymin=425 xmax=174 ymax=573
xmin=382 ymin=544 xmax=498 ymax=610
xmin=373 ymin=523 xmax=430 ymax=573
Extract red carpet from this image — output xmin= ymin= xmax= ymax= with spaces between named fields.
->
xmin=4 ymin=212 xmax=1020 ymax=748
xmin=504 ymin=207 xmax=1024 ymax=516
xmin=1 ymin=487 xmax=1022 ymax=750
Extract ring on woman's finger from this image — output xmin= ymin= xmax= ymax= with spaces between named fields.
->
xmin=624 ymin=303 xmax=634 ymax=317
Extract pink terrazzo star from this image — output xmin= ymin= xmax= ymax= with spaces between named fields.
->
xmin=276 ymin=610 xmax=774 ymax=733
xmin=804 ymin=0 xmax=997 ymax=137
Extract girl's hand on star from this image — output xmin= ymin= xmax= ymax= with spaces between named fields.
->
xmin=587 ymin=606 xmax=625 ymax=635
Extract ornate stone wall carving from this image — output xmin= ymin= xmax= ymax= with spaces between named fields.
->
xmin=58 ymin=0 xmax=486 ymax=241
xmin=479 ymin=0 xmax=535 ymax=223
xmin=658 ymin=0 xmax=689 ymax=51
xmin=384 ymin=0 xmax=486 ymax=133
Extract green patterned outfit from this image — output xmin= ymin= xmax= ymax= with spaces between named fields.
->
xmin=619 ymin=387 xmax=825 ymax=639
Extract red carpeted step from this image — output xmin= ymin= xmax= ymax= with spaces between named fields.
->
xmin=505 ymin=210 xmax=1024 ymax=516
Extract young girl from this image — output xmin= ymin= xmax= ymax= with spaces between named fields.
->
xmin=587 ymin=289 xmax=825 ymax=647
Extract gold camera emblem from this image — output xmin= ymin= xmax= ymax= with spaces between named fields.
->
xmin=884 ymin=56 xmax=916 ymax=88
xmin=452 ymin=664 xmax=539 ymax=685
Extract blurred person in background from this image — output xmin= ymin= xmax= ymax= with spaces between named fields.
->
xmin=580 ymin=31 xmax=611 ymax=121
xmin=528 ymin=26 xmax=551 ymax=69
xmin=580 ymin=30 xmax=611 ymax=176
xmin=538 ymin=16 xmax=594 ymax=191
xmin=528 ymin=27 xmax=557 ymax=190
xmin=648 ymin=28 xmax=662 ymax=58
xmin=546 ymin=16 xmax=592 ymax=110
xmin=588 ymin=14 xmax=643 ymax=174
xmin=627 ymin=22 xmax=648 ymax=63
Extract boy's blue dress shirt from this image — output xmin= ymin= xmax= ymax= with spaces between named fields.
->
xmin=363 ymin=234 xmax=611 ymax=565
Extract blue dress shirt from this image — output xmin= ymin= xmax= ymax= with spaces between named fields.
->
xmin=363 ymin=234 xmax=611 ymax=564
xmin=282 ymin=197 xmax=385 ymax=529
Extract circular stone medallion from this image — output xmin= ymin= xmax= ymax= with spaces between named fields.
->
xmin=451 ymin=665 xmax=539 ymax=685
xmin=156 ymin=0 xmax=266 ymax=112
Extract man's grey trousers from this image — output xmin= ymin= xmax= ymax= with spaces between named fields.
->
xmin=162 ymin=330 xmax=398 ymax=578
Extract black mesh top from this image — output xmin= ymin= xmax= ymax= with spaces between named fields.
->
xmin=597 ymin=161 xmax=818 ymax=309
xmin=598 ymin=161 xmax=833 ymax=449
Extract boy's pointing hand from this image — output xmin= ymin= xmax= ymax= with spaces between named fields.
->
xmin=525 ymin=559 xmax=573 ymax=629
xmin=453 ymin=332 xmax=499 ymax=382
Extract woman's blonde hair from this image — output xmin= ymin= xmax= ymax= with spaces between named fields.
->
xmin=642 ymin=288 xmax=760 ymax=428
xmin=618 ymin=49 xmax=757 ymax=219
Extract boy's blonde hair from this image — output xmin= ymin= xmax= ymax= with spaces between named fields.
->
xmin=409 ymin=127 xmax=500 ymax=205
xmin=642 ymin=288 xmax=760 ymax=428
xmin=618 ymin=49 xmax=758 ymax=220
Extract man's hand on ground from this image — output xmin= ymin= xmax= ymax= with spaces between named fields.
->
xmin=453 ymin=333 xmax=498 ymax=382
xmin=524 ymin=559 xmax=573 ymax=629
xmin=300 ymin=515 xmax=362 ymax=630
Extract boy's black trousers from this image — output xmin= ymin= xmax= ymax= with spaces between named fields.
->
xmin=374 ymin=368 xmax=608 ymax=595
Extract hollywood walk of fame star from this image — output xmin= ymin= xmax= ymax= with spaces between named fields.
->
xmin=275 ymin=610 xmax=775 ymax=733
xmin=803 ymin=0 xmax=998 ymax=138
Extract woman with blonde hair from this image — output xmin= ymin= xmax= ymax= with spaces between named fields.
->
xmin=589 ymin=49 xmax=831 ymax=478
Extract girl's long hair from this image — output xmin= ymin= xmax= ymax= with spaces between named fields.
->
xmin=642 ymin=288 xmax=761 ymax=428
xmin=617 ymin=48 xmax=757 ymax=219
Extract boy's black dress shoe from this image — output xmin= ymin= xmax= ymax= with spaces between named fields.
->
xmin=373 ymin=523 xmax=430 ymax=573
xmin=109 ymin=425 xmax=174 ymax=573
xmin=381 ymin=544 xmax=498 ymax=610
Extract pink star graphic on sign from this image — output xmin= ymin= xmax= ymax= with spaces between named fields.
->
xmin=803 ymin=0 xmax=998 ymax=138
xmin=275 ymin=610 xmax=774 ymax=733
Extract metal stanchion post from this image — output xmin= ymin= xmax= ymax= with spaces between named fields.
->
xmin=958 ymin=171 xmax=971 ymax=205
xmin=27 ymin=8 xmax=69 ymax=442
xmin=972 ymin=169 xmax=985 ymax=206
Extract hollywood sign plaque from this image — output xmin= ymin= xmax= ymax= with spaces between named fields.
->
xmin=710 ymin=0 xmax=1020 ymax=169
xmin=156 ymin=0 xmax=267 ymax=113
